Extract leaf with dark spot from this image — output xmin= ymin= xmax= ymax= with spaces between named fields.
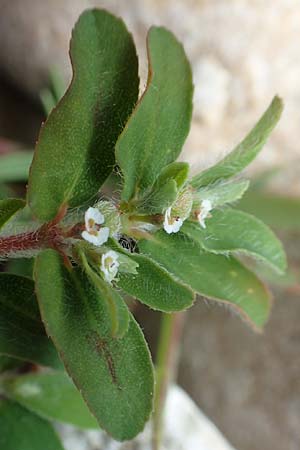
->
xmin=34 ymin=249 xmax=154 ymax=441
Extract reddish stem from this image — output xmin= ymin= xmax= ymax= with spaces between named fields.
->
xmin=0 ymin=224 xmax=63 ymax=257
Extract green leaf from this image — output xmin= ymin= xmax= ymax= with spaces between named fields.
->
xmin=28 ymin=9 xmax=139 ymax=221
xmin=249 ymin=259 xmax=299 ymax=288
xmin=117 ymin=251 xmax=139 ymax=275
xmin=4 ymin=371 xmax=98 ymax=429
xmin=106 ymin=287 xmax=130 ymax=339
xmin=156 ymin=162 xmax=190 ymax=191
xmin=35 ymin=249 xmax=154 ymax=441
xmin=133 ymin=162 xmax=190 ymax=214
xmin=0 ymin=152 xmax=33 ymax=182
xmin=191 ymin=96 xmax=283 ymax=188
xmin=78 ymin=248 xmax=129 ymax=338
xmin=0 ymin=198 xmax=25 ymax=230
xmin=6 ymin=258 xmax=34 ymax=278
xmin=116 ymin=26 xmax=193 ymax=202
xmin=0 ymin=273 xmax=62 ymax=369
xmin=0 ymin=399 xmax=65 ymax=450
xmin=182 ymin=209 xmax=286 ymax=274
xmin=139 ymin=232 xmax=271 ymax=330
xmin=133 ymin=179 xmax=178 ymax=214
xmin=90 ymin=273 xmax=130 ymax=339
xmin=117 ymin=252 xmax=195 ymax=312
xmin=237 ymin=191 xmax=300 ymax=231
xmin=195 ymin=179 xmax=249 ymax=207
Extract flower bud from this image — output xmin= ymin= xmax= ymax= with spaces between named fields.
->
xmin=95 ymin=201 xmax=121 ymax=237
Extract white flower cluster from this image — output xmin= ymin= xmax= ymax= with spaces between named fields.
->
xmin=81 ymin=207 xmax=119 ymax=283
xmin=163 ymin=206 xmax=183 ymax=234
xmin=197 ymin=199 xmax=212 ymax=229
xmin=100 ymin=250 xmax=119 ymax=284
xmin=82 ymin=207 xmax=109 ymax=247
xmin=81 ymin=196 xmax=213 ymax=282
xmin=163 ymin=199 xmax=212 ymax=234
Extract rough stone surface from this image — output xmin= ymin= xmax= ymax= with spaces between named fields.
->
xmin=58 ymin=385 xmax=236 ymax=450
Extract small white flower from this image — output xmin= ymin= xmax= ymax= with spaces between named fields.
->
xmin=101 ymin=250 xmax=119 ymax=283
xmin=81 ymin=207 xmax=110 ymax=246
xmin=197 ymin=199 xmax=212 ymax=228
xmin=163 ymin=206 xmax=183 ymax=234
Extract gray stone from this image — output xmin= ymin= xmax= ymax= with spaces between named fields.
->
xmin=58 ymin=385 xmax=237 ymax=450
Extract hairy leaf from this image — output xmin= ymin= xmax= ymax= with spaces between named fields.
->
xmin=118 ymin=253 xmax=195 ymax=311
xmin=0 ymin=273 xmax=62 ymax=369
xmin=35 ymin=250 xmax=154 ymax=441
xmin=0 ymin=399 xmax=64 ymax=450
xmin=0 ymin=198 xmax=25 ymax=230
xmin=182 ymin=209 xmax=286 ymax=274
xmin=6 ymin=258 xmax=34 ymax=278
xmin=28 ymin=9 xmax=139 ymax=221
xmin=133 ymin=162 xmax=190 ymax=214
xmin=156 ymin=162 xmax=190 ymax=191
xmin=195 ymin=179 xmax=249 ymax=207
xmin=191 ymin=96 xmax=283 ymax=188
xmin=116 ymin=26 xmax=193 ymax=202
xmin=133 ymin=179 xmax=178 ymax=214
xmin=139 ymin=232 xmax=271 ymax=330
xmin=4 ymin=371 xmax=98 ymax=429
xmin=78 ymin=250 xmax=130 ymax=339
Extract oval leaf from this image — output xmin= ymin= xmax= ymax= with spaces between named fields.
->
xmin=28 ymin=9 xmax=139 ymax=221
xmin=191 ymin=96 xmax=283 ymax=188
xmin=116 ymin=26 xmax=193 ymax=203
xmin=0 ymin=198 xmax=25 ymax=230
xmin=182 ymin=209 xmax=286 ymax=274
xmin=0 ymin=273 xmax=62 ymax=369
xmin=195 ymin=179 xmax=249 ymax=207
xmin=133 ymin=162 xmax=190 ymax=214
xmin=0 ymin=399 xmax=64 ymax=450
xmin=155 ymin=162 xmax=190 ymax=191
xmin=4 ymin=371 xmax=98 ymax=429
xmin=133 ymin=179 xmax=178 ymax=214
xmin=139 ymin=232 xmax=271 ymax=330
xmin=78 ymin=250 xmax=130 ymax=339
xmin=117 ymin=253 xmax=195 ymax=312
xmin=35 ymin=249 xmax=154 ymax=441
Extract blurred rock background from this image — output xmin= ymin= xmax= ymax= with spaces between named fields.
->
xmin=0 ymin=1 xmax=299 ymax=450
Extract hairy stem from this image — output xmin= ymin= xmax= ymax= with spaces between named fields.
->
xmin=0 ymin=224 xmax=64 ymax=258
xmin=152 ymin=312 xmax=186 ymax=450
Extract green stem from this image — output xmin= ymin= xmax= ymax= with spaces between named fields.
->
xmin=152 ymin=312 xmax=186 ymax=450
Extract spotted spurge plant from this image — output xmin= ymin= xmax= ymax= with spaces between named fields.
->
xmin=0 ymin=8 xmax=286 ymax=449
